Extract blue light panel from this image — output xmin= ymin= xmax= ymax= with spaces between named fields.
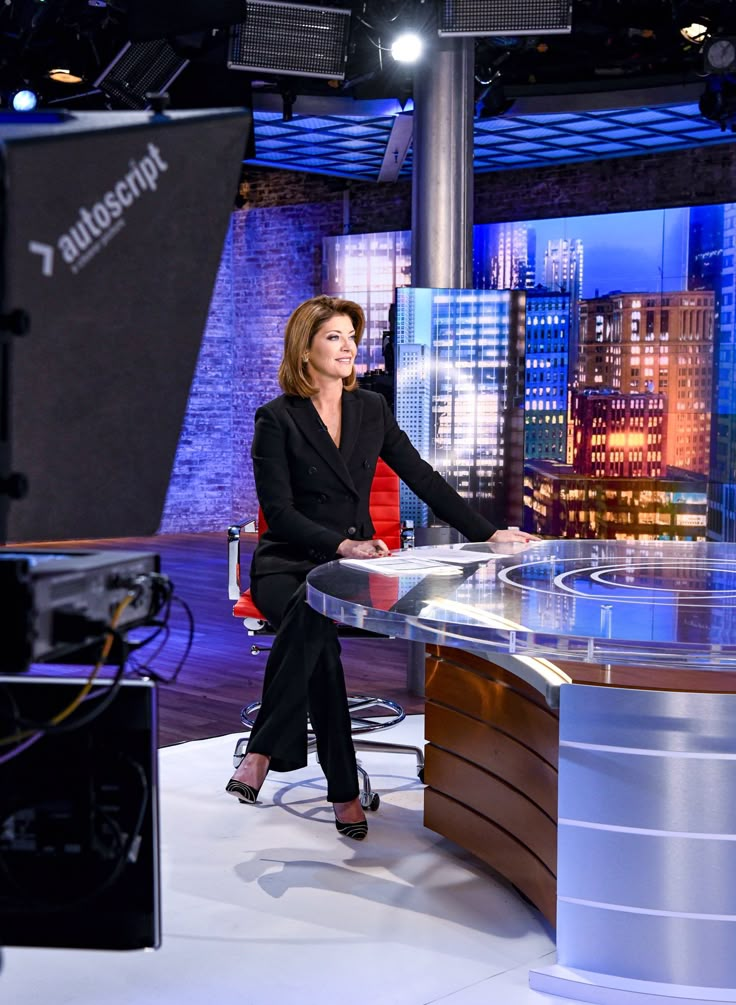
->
xmin=246 ymin=99 xmax=736 ymax=180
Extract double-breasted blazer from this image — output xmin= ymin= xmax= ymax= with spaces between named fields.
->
xmin=249 ymin=388 xmax=497 ymax=581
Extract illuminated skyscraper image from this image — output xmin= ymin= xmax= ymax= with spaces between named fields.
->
xmin=543 ymin=236 xmax=584 ymax=361
xmin=321 ymin=201 xmax=736 ymax=544
xmin=524 ymin=289 xmax=571 ymax=461
xmin=689 ymin=202 xmax=736 ymax=542
xmin=473 ymin=222 xmax=535 ymax=290
xmin=543 ymin=238 xmax=583 ymax=300
xmin=689 ymin=204 xmax=724 ymax=292
xmin=571 ymin=389 xmax=666 ymax=477
xmin=395 ymin=288 xmax=526 ymax=528
xmin=323 ymin=230 xmax=411 ymax=373
xmin=524 ymin=460 xmax=707 ymax=539
xmin=525 ymin=386 xmax=706 ymax=539
xmin=577 ymin=291 xmax=714 ymax=473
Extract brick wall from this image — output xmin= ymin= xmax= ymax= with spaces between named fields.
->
xmin=160 ymin=143 xmax=736 ymax=532
xmin=160 ymin=191 xmax=344 ymax=531
xmin=159 ymin=222 xmax=235 ymax=532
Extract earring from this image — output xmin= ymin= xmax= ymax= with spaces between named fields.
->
xmin=303 ymin=354 xmax=309 ymax=363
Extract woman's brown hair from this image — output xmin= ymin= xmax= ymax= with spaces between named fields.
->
xmin=278 ymin=295 xmax=365 ymax=397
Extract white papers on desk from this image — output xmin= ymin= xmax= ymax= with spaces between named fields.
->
xmin=339 ymin=556 xmax=462 ymax=577
xmin=416 ymin=547 xmax=509 ymax=565
xmin=339 ymin=549 xmax=500 ymax=578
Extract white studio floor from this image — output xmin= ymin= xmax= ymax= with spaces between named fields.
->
xmin=1 ymin=716 xmax=569 ymax=1005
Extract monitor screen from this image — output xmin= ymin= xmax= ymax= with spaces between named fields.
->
xmin=0 ymin=676 xmax=159 ymax=950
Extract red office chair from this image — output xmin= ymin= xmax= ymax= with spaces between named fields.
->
xmin=227 ymin=458 xmax=424 ymax=810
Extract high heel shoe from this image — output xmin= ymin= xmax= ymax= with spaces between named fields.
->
xmin=334 ymin=810 xmax=368 ymax=841
xmin=225 ymin=778 xmax=261 ymax=804
xmin=226 ymin=753 xmax=270 ymax=804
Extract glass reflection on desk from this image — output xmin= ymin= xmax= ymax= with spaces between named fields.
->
xmin=306 ymin=539 xmax=736 ymax=671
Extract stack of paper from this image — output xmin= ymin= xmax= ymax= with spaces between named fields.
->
xmin=339 ymin=547 xmax=501 ymax=578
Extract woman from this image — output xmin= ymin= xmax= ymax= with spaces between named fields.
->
xmin=226 ymin=295 xmax=535 ymax=840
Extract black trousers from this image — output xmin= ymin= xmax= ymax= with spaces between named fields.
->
xmin=246 ymin=571 xmax=359 ymax=804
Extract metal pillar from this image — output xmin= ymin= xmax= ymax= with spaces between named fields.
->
xmin=411 ymin=33 xmax=475 ymax=289
xmin=406 ymin=32 xmax=476 ymax=694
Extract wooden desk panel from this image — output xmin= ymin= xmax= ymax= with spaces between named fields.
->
xmin=425 ymin=703 xmax=558 ymax=820
xmin=424 ymin=644 xmax=560 ymax=926
xmin=424 ymin=790 xmax=557 ymax=927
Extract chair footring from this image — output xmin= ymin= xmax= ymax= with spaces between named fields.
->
xmin=240 ymin=694 xmax=407 ymax=732
xmin=233 ymin=698 xmax=423 ymax=806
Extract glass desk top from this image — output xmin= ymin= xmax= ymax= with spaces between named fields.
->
xmin=307 ymin=540 xmax=736 ymax=687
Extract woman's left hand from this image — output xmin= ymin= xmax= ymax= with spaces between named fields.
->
xmin=488 ymin=528 xmax=541 ymax=545
xmin=337 ymin=538 xmax=391 ymax=559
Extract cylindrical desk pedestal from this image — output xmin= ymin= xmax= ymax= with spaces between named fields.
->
xmin=424 ymin=645 xmax=736 ymax=1003
xmin=531 ymin=684 xmax=736 ymax=1004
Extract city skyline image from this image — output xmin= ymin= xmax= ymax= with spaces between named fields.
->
xmin=323 ymin=200 xmax=733 ymax=542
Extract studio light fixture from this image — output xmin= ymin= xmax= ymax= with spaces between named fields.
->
xmin=10 ymin=89 xmax=39 ymax=112
xmin=391 ymin=32 xmax=423 ymax=64
xmin=680 ymin=20 xmax=710 ymax=43
xmin=676 ymin=1 xmax=715 ymax=44
xmin=47 ymin=67 xmax=84 ymax=84
xmin=438 ymin=0 xmax=573 ymax=36
xmin=94 ymin=40 xmax=189 ymax=110
xmin=703 ymin=36 xmax=736 ymax=73
xmin=227 ymin=1 xmax=352 ymax=80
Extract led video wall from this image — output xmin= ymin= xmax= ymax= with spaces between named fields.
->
xmin=323 ymin=202 xmax=735 ymax=542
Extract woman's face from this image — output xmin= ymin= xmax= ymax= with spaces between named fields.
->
xmin=306 ymin=313 xmax=357 ymax=383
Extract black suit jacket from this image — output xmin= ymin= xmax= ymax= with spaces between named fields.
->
xmin=249 ymin=388 xmax=497 ymax=580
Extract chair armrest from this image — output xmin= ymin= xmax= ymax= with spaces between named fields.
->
xmin=227 ymin=519 xmax=257 ymax=600
xmin=227 ymin=525 xmax=242 ymax=600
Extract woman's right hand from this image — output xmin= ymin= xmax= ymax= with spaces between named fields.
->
xmin=337 ymin=538 xmax=390 ymax=559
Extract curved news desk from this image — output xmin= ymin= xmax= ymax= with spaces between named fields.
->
xmin=307 ymin=540 xmax=736 ymax=1005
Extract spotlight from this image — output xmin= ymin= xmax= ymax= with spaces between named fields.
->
xmin=11 ymin=89 xmax=38 ymax=112
xmin=391 ymin=32 xmax=423 ymax=63
xmin=676 ymin=3 xmax=716 ymax=44
xmin=680 ymin=20 xmax=710 ymax=43
xmin=47 ymin=68 xmax=84 ymax=84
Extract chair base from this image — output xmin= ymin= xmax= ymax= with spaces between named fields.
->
xmin=232 ymin=695 xmax=425 ymax=810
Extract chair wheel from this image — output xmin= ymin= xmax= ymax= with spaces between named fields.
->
xmin=369 ymin=793 xmax=380 ymax=811
xmin=418 ymin=768 xmax=424 ymax=783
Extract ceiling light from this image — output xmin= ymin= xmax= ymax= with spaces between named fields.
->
xmin=391 ymin=32 xmax=423 ymax=64
xmin=11 ymin=89 xmax=38 ymax=112
xmin=681 ymin=21 xmax=710 ymax=43
xmin=47 ymin=68 xmax=84 ymax=84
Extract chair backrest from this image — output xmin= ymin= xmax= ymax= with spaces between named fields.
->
xmin=233 ymin=458 xmax=402 ymax=614
xmin=257 ymin=458 xmax=401 ymax=550
xmin=368 ymin=458 xmax=401 ymax=550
